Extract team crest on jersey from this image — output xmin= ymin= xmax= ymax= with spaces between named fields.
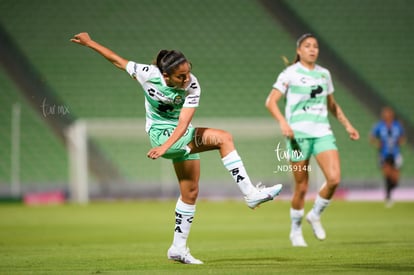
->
xmin=173 ymin=95 xmax=183 ymax=105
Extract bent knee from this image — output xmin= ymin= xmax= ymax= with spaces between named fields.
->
xmin=217 ymin=130 xmax=233 ymax=145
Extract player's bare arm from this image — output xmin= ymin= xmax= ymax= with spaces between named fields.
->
xmin=327 ymin=94 xmax=360 ymax=140
xmin=265 ymin=88 xmax=294 ymax=138
xmin=71 ymin=32 xmax=128 ymax=70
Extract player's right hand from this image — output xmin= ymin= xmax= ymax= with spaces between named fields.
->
xmin=280 ymin=121 xmax=294 ymax=139
xmin=70 ymin=32 xmax=92 ymax=46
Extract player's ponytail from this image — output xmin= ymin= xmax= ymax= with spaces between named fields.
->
xmin=281 ymin=55 xmax=292 ymax=67
xmin=293 ymin=54 xmax=300 ymax=64
xmin=154 ymin=50 xmax=187 ymax=75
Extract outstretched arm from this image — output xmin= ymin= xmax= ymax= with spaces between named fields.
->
xmin=70 ymin=32 xmax=128 ymax=70
xmin=327 ymin=94 xmax=360 ymax=140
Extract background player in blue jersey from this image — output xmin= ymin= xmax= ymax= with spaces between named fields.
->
xmin=265 ymin=33 xmax=360 ymax=247
xmin=71 ymin=32 xmax=282 ymax=264
xmin=370 ymin=107 xmax=406 ymax=207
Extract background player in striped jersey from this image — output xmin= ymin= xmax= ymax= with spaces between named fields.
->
xmin=71 ymin=32 xmax=282 ymax=264
xmin=265 ymin=33 xmax=359 ymax=247
xmin=370 ymin=107 xmax=406 ymax=207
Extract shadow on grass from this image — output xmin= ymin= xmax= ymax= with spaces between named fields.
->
xmin=208 ymin=256 xmax=293 ymax=264
xmin=343 ymin=263 xmax=414 ymax=272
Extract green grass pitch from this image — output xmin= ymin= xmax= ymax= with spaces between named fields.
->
xmin=0 ymin=200 xmax=413 ymax=274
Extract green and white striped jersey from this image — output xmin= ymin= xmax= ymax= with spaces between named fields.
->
xmin=126 ymin=61 xmax=200 ymax=132
xmin=273 ymin=62 xmax=334 ymax=138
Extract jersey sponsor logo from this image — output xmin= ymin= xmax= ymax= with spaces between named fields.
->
xmin=310 ymin=85 xmax=323 ymax=98
xmin=186 ymin=95 xmax=199 ymax=105
xmin=147 ymin=87 xmax=172 ymax=102
xmin=301 ymin=85 xmax=324 ymax=111
xmin=157 ymin=102 xmax=174 ymax=113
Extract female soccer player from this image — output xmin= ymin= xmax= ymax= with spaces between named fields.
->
xmin=71 ymin=32 xmax=282 ymax=264
xmin=265 ymin=33 xmax=359 ymax=247
xmin=370 ymin=107 xmax=406 ymax=207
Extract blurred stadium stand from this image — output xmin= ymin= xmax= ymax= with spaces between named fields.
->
xmin=0 ymin=0 xmax=412 ymax=199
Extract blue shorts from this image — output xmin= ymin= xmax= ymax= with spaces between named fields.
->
xmin=380 ymin=153 xmax=403 ymax=169
xmin=148 ymin=126 xmax=200 ymax=163
xmin=286 ymin=135 xmax=338 ymax=162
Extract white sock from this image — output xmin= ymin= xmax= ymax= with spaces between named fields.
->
xmin=290 ymin=208 xmax=304 ymax=232
xmin=311 ymin=195 xmax=330 ymax=218
xmin=172 ymin=199 xmax=196 ymax=250
xmin=222 ymin=150 xmax=255 ymax=196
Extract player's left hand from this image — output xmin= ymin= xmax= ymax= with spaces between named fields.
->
xmin=147 ymin=146 xmax=167 ymax=160
xmin=347 ymin=126 xmax=360 ymax=141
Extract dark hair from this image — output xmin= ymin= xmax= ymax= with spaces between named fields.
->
xmin=154 ymin=50 xmax=187 ymax=75
xmin=293 ymin=33 xmax=316 ymax=63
